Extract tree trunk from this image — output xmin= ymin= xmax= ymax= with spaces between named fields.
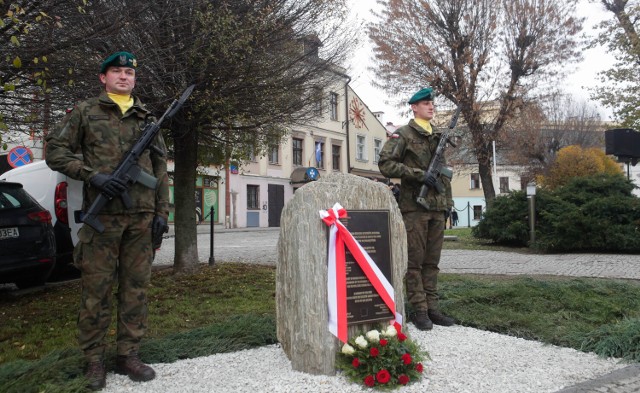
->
xmin=173 ymin=129 xmax=200 ymax=274
xmin=476 ymin=144 xmax=496 ymax=205
xmin=467 ymin=112 xmax=497 ymax=206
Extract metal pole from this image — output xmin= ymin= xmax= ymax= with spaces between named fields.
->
xmin=529 ymin=195 xmax=536 ymax=245
xmin=208 ymin=206 xmax=215 ymax=266
xmin=467 ymin=201 xmax=471 ymax=228
xmin=628 ymin=162 xmax=631 ymax=180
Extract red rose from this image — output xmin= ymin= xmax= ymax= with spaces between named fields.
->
xmin=376 ymin=369 xmax=391 ymax=384
xmin=380 ymin=339 xmax=388 ymax=346
xmin=370 ymin=347 xmax=379 ymax=357
xmin=416 ymin=363 xmax=424 ymax=373
xmin=364 ymin=375 xmax=375 ymax=387
xmin=352 ymin=358 xmax=360 ymax=368
xmin=398 ymin=332 xmax=407 ymax=342
xmin=398 ymin=374 xmax=410 ymax=385
xmin=401 ymin=353 xmax=412 ymax=365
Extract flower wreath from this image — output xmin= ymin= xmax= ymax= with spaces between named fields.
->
xmin=336 ymin=325 xmax=428 ymax=389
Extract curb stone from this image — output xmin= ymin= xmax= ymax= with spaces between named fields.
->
xmin=555 ymin=364 xmax=640 ymax=393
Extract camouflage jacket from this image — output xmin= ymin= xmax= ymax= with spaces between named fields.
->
xmin=378 ymin=119 xmax=453 ymax=213
xmin=45 ymin=92 xmax=170 ymax=217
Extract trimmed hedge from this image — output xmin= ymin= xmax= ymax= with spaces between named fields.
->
xmin=473 ymin=174 xmax=640 ymax=252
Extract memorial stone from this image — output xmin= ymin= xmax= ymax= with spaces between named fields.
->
xmin=276 ymin=173 xmax=407 ymax=375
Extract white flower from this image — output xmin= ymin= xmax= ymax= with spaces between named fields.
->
xmin=366 ymin=329 xmax=380 ymax=342
xmin=355 ymin=335 xmax=368 ymax=349
xmin=341 ymin=343 xmax=355 ymax=355
xmin=382 ymin=325 xmax=397 ymax=338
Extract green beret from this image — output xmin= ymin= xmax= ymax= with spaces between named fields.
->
xmin=408 ymin=87 xmax=435 ymax=104
xmin=100 ymin=51 xmax=137 ymax=74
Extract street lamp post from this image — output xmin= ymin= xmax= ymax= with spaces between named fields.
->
xmin=526 ymin=182 xmax=536 ymax=245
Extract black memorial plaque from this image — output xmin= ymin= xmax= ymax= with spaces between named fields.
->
xmin=333 ymin=210 xmax=393 ymax=325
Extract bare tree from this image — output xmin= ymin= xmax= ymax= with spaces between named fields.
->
xmin=589 ymin=0 xmax=640 ymax=127
xmin=0 ymin=1 xmax=130 ymax=147
xmin=501 ymin=94 xmax=604 ymax=180
xmin=369 ymin=0 xmax=584 ymax=203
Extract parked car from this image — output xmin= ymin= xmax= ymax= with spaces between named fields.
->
xmin=0 ymin=160 xmax=83 ymax=278
xmin=0 ymin=181 xmax=56 ymax=288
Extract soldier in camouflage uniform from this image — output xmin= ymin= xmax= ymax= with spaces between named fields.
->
xmin=45 ymin=51 xmax=170 ymax=390
xmin=378 ymin=87 xmax=456 ymax=331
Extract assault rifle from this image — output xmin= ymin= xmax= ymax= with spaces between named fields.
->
xmin=82 ymin=84 xmax=195 ymax=233
xmin=416 ymin=106 xmax=461 ymax=210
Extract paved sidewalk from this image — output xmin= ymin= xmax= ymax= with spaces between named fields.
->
xmin=439 ymin=249 xmax=640 ymax=280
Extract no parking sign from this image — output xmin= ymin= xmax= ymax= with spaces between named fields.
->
xmin=7 ymin=146 xmax=33 ymax=168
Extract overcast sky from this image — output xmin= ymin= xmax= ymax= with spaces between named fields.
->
xmin=345 ymin=0 xmax=616 ymax=125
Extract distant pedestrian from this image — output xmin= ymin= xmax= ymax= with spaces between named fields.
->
xmin=389 ymin=182 xmax=400 ymax=202
xmin=452 ymin=209 xmax=459 ymax=227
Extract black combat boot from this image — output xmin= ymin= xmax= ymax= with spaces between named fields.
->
xmin=428 ymin=310 xmax=456 ymax=326
xmin=85 ymin=360 xmax=106 ymax=391
xmin=115 ymin=354 xmax=156 ymax=382
xmin=411 ymin=310 xmax=433 ymax=330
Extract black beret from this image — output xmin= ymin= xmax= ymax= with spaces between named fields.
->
xmin=408 ymin=87 xmax=435 ymax=104
xmin=100 ymin=51 xmax=137 ymax=74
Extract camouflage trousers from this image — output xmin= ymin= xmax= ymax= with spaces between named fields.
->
xmin=402 ymin=211 xmax=445 ymax=312
xmin=74 ymin=213 xmax=154 ymax=362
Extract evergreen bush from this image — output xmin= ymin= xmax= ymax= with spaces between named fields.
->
xmin=473 ymin=174 xmax=640 ymax=252
xmin=472 ymin=190 xmax=530 ymax=246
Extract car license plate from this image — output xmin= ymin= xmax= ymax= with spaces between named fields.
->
xmin=0 ymin=227 xmax=19 ymax=240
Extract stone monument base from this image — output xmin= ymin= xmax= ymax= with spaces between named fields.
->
xmin=276 ymin=173 xmax=407 ymax=375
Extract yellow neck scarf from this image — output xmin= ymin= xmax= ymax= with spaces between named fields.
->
xmin=414 ymin=118 xmax=432 ymax=134
xmin=107 ymin=93 xmax=134 ymax=115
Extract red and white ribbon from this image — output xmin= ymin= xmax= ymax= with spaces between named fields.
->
xmin=320 ymin=203 xmax=402 ymax=343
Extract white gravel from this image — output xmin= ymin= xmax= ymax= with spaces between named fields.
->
xmin=100 ymin=324 xmax=625 ymax=393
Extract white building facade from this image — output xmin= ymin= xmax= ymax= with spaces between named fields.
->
xmin=216 ymin=83 xmax=390 ymax=228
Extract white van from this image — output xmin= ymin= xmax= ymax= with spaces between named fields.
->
xmin=0 ymin=160 xmax=83 ymax=277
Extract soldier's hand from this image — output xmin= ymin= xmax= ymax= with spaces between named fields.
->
xmin=90 ymin=173 xmax=127 ymax=198
xmin=152 ymin=215 xmax=169 ymax=250
xmin=423 ymin=172 xmax=438 ymax=187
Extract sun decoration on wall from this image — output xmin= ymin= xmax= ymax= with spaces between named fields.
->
xmin=349 ymin=97 xmax=369 ymax=130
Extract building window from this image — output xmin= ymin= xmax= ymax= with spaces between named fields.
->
xmin=470 ymin=173 xmax=480 ymax=189
xmin=332 ymin=145 xmax=341 ymax=170
xmin=473 ymin=205 xmax=483 ymax=220
xmin=356 ymin=134 xmax=366 ymax=160
xmin=292 ymin=138 xmax=303 ymax=166
xmin=373 ymin=138 xmax=383 ymax=164
xmin=247 ymin=185 xmax=259 ymax=210
xmin=499 ymin=177 xmax=509 ymax=193
xmin=269 ymin=145 xmax=279 ymax=164
xmin=313 ymin=87 xmax=323 ymax=116
xmin=329 ymin=92 xmax=339 ymax=121
xmin=315 ymin=141 xmax=324 ymax=168
xmin=248 ymin=146 xmax=256 ymax=162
